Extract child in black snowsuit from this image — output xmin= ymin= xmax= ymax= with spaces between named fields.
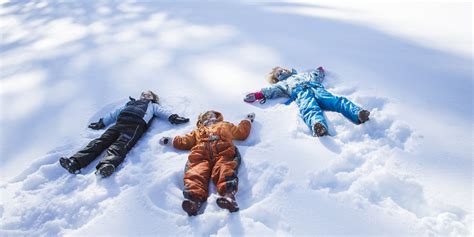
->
xmin=59 ymin=90 xmax=189 ymax=177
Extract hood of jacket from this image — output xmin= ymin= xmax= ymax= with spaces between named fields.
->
xmin=196 ymin=110 xmax=224 ymax=127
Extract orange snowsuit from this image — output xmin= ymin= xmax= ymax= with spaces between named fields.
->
xmin=172 ymin=111 xmax=251 ymax=202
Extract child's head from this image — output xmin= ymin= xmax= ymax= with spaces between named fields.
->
xmin=140 ymin=90 xmax=159 ymax=104
xmin=197 ymin=110 xmax=221 ymax=127
xmin=267 ymin=66 xmax=292 ymax=84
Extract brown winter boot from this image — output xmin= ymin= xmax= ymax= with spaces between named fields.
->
xmin=216 ymin=192 xmax=239 ymax=213
xmin=313 ymin=122 xmax=328 ymax=137
xmin=358 ymin=110 xmax=370 ymax=124
xmin=182 ymin=199 xmax=202 ymax=216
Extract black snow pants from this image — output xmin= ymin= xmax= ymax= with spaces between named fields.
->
xmin=71 ymin=120 xmax=146 ymax=170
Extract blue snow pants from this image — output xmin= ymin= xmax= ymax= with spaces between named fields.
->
xmin=294 ymin=85 xmax=362 ymax=133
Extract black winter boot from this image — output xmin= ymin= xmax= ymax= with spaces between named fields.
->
xmin=96 ymin=163 xmax=115 ymax=178
xmin=182 ymin=199 xmax=202 ymax=216
xmin=358 ymin=110 xmax=370 ymax=124
xmin=59 ymin=157 xmax=81 ymax=174
xmin=216 ymin=193 xmax=239 ymax=213
xmin=313 ymin=122 xmax=328 ymax=137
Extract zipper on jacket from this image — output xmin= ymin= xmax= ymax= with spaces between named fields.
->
xmin=206 ymin=141 xmax=214 ymax=163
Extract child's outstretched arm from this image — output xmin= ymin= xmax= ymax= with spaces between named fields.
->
xmin=230 ymin=113 xmax=254 ymax=140
xmin=172 ymin=131 xmax=197 ymax=150
xmin=152 ymin=103 xmax=189 ymax=124
xmin=244 ymin=81 xmax=290 ymax=103
xmin=101 ymin=105 xmax=125 ymax=127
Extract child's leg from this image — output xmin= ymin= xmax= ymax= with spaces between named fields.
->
xmin=212 ymin=147 xmax=241 ymax=196
xmin=183 ymin=152 xmax=212 ymax=202
xmin=71 ymin=125 xmax=120 ymax=168
xmin=315 ymin=87 xmax=362 ymax=124
xmin=295 ymin=89 xmax=328 ymax=130
xmin=96 ymin=123 xmax=146 ymax=169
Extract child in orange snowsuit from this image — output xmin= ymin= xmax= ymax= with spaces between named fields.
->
xmin=160 ymin=111 xmax=254 ymax=216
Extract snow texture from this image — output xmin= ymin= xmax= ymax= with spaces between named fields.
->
xmin=0 ymin=0 xmax=472 ymax=236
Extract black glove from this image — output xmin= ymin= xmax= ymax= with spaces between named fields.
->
xmin=89 ymin=118 xmax=105 ymax=130
xmin=169 ymin=114 xmax=189 ymax=124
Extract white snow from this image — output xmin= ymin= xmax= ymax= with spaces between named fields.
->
xmin=0 ymin=0 xmax=472 ymax=236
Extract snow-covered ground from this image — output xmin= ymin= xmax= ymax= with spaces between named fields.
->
xmin=0 ymin=0 xmax=472 ymax=236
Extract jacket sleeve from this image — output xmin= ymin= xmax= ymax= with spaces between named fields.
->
xmin=230 ymin=120 xmax=252 ymax=140
xmin=102 ymin=105 xmax=125 ymax=126
xmin=173 ymin=131 xmax=197 ymax=150
xmin=260 ymin=81 xmax=291 ymax=99
xmin=152 ymin=103 xmax=173 ymax=120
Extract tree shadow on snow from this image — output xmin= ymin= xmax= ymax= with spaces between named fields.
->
xmin=1 ymin=0 xmax=471 ymax=235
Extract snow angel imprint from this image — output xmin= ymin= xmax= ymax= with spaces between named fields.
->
xmin=244 ymin=66 xmax=370 ymax=136
xmin=59 ymin=90 xmax=190 ymax=178
xmin=160 ymin=111 xmax=255 ymax=216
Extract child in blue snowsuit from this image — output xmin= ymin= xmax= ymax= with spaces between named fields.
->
xmin=244 ymin=66 xmax=370 ymax=136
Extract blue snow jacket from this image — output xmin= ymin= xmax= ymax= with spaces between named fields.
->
xmin=261 ymin=68 xmax=325 ymax=100
xmin=102 ymin=99 xmax=172 ymax=127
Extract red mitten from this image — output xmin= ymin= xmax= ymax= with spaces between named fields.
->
xmin=244 ymin=91 xmax=264 ymax=103
xmin=316 ymin=66 xmax=325 ymax=82
xmin=317 ymin=66 xmax=325 ymax=75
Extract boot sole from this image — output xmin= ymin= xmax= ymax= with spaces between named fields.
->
xmin=216 ymin=197 xmax=239 ymax=212
xmin=182 ymin=200 xmax=199 ymax=216
xmin=313 ymin=123 xmax=328 ymax=137
xmin=98 ymin=164 xmax=115 ymax=178
xmin=359 ymin=110 xmax=370 ymax=124
xmin=60 ymin=157 xmax=78 ymax=174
